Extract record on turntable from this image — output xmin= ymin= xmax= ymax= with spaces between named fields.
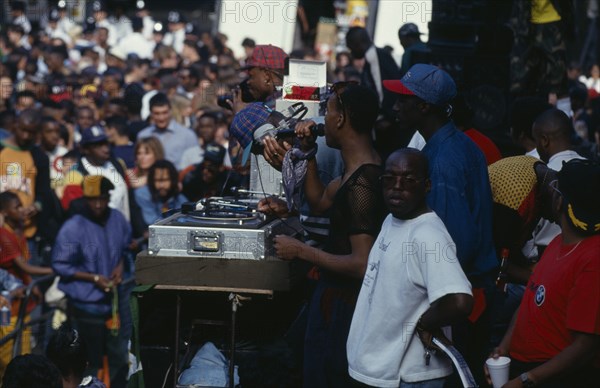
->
xmin=164 ymin=196 xmax=271 ymax=228
xmin=148 ymin=196 xmax=301 ymax=260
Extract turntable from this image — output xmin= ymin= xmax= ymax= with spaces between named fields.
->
xmin=147 ymin=196 xmax=301 ymax=260
xmin=138 ymin=99 xmax=318 ymax=290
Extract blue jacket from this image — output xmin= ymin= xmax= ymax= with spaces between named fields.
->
xmin=134 ymin=185 xmax=188 ymax=225
xmin=422 ymin=122 xmax=498 ymax=285
xmin=52 ymin=209 xmax=131 ymax=315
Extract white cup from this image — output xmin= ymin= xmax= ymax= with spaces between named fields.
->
xmin=486 ymin=356 xmax=511 ymax=388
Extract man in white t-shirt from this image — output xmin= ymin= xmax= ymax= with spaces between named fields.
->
xmin=347 ymin=148 xmax=473 ymax=387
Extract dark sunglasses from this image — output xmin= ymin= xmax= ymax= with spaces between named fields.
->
xmin=379 ymin=174 xmax=425 ymax=188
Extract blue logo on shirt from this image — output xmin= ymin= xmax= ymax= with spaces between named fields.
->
xmin=378 ymin=238 xmax=390 ymax=252
xmin=535 ymin=285 xmax=545 ymax=306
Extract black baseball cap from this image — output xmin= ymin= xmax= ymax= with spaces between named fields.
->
xmin=557 ymin=159 xmax=600 ymax=236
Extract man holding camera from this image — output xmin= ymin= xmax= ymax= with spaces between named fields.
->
xmin=228 ymin=45 xmax=288 ymax=167
xmin=229 ymin=44 xmax=287 ymax=113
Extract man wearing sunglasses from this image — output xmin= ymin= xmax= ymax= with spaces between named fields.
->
xmin=486 ymin=159 xmax=600 ymax=387
xmin=347 ymin=148 xmax=473 ymax=388
xmin=384 ymin=64 xmax=498 ymax=381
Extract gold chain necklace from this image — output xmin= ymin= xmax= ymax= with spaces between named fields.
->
xmin=556 ymin=240 xmax=582 ymax=261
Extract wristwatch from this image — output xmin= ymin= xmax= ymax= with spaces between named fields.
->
xmin=520 ymin=372 xmax=535 ymax=388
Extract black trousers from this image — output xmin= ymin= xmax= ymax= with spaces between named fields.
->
xmin=71 ymin=306 xmax=129 ymax=388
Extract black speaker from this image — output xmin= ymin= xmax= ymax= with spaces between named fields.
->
xmin=432 ymin=0 xmax=511 ymax=25
xmin=427 ymin=23 xmax=479 ymax=49
xmin=431 ymin=0 xmax=488 ymax=23
xmin=424 ymin=0 xmax=514 ymax=92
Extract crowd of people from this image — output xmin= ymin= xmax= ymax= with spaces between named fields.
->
xmin=0 ymin=0 xmax=257 ymax=386
xmin=0 ymin=0 xmax=599 ymax=387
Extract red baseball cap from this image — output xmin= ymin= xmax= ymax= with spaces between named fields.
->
xmin=242 ymin=44 xmax=288 ymax=72
xmin=382 ymin=80 xmax=415 ymax=96
xmin=383 ymin=64 xmax=456 ymax=106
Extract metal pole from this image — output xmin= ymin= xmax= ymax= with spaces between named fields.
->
xmin=173 ymin=292 xmax=181 ymax=388
xmin=212 ymin=0 xmax=221 ymax=37
xmin=229 ymin=294 xmax=237 ymax=388
xmin=227 ymin=293 xmax=250 ymax=388
xmin=366 ymin=0 xmax=379 ymax=40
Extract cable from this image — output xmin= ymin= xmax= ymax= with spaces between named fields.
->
xmin=219 ymin=167 xmax=234 ymax=197
xmin=220 ymin=141 xmax=246 ymax=197
xmin=161 ymin=363 xmax=172 ymax=388
xmin=254 ymin=153 xmax=303 ymax=235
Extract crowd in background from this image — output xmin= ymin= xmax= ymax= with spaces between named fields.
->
xmin=0 ymin=1 xmax=269 ymax=385
xmin=0 ymin=0 xmax=599 ymax=387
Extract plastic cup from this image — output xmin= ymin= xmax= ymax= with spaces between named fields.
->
xmin=486 ymin=356 xmax=511 ymax=388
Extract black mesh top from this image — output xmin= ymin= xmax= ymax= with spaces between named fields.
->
xmin=325 ymin=164 xmax=387 ymax=256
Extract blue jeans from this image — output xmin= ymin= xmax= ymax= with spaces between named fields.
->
xmin=488 ymin=283 xmax=525 ymax=348
xmin=352 ymin=377 xmax=446 ymax=388
xmin=400 ymin=378 xmax=446 ymax=388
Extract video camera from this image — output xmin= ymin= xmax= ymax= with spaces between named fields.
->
xmin=217 ymin=79 xmax=254 ymax=110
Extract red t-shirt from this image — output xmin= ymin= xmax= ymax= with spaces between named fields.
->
xmin=464 ymin=129 xmax=502 ymax=166
xmin=510 ymin=234 xmax=600 ymax=363
xmin=0 ymin=225 xmax=34 ymax=314
xmin=0 ymin=226 xmax=29 ymax=281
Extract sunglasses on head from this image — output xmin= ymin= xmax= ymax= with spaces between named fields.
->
xmin=324 ymin=81 xmax=359 ymax=113
xmin=548 ymin=179 xmax=562 ymax=197
xmin=329 ymin=80 xmax=359 ymax=95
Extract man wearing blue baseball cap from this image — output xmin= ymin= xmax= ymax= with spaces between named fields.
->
xmin=384 ymin=64 xmax=498 ymax=382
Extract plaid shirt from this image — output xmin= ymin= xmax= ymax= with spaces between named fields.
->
xmin=230 ymin=103 xmax=271 ymax=149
